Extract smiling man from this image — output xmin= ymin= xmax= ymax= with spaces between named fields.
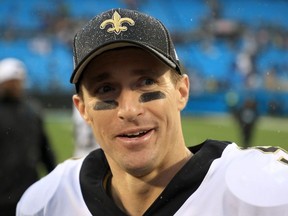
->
xmin=17 ymin=8 xmax=288 ymax=216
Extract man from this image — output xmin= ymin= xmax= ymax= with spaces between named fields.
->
xmin=234 ymin=98 xmax=259 ymax=148
xmin=17 ymin=9 xmax=288 ymax=216
xmin=0 ymin=58 xmax=56 ymax=216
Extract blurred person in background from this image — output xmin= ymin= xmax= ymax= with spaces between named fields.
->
xmin=234 ymin=98 xmax=259 ymax=148
xmin=0 ymin=58 xmax=56 ymax=216
xmin=226 ymin=93 xmax=259 ymax=148
xmin=72 ymin=105 xmax=100 ymax=157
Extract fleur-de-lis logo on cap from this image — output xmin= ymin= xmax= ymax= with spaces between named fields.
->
xmin=100 ymin=11 xmax=135 ymax=35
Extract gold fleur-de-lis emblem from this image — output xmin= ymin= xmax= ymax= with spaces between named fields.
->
xmin=100 ymin=11 xmax=135 ymax=35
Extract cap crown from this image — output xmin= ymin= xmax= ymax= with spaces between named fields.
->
xmin=71 ymin=8 xmax=181 ymax=84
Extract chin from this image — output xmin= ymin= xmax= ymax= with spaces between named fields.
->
xmin=124 ymin=158 xmax=155 ymax=177
xmin=126 ymin=166 xmax=153 ymax=177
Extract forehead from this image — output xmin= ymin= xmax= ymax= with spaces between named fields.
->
xmin=82 ymin=47 xmax=169 ymax=80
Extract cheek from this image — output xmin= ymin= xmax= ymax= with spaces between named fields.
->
xmin=87 ymin=110 xmax=112 ymax=142
xmin=158 ymin=93 xmax=180 ymax=129
xmin=85 ymin=100 xmax=112 ymax=128
xmin=147 ymin=92 xmax=177 ymax=124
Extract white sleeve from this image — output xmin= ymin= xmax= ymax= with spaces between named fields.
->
xmin=174 ymin=144 xmax=288 ymax=216
xmin=16 ymin=158 xmax=87 ymax=216
xmin=224 ymin=146 xmax=288 ymax=216
xmin=16 ymin=162 xmax=65 ymax=216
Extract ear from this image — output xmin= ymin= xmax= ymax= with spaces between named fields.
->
xmin=177 ymin=74 xmax=190 ymax=111
xmin=72 ymin=94 xmax=91 ymax=124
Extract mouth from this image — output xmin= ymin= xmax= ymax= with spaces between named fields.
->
xmin=118 ymin=129 xmax=152 ymax=138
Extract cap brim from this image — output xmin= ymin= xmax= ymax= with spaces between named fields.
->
xmin=70 ymin=41 xmax=178 ymax=84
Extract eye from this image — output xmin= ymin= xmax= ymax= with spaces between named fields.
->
xmin=140 ymin=78 xmax=156 ymax=86
xmin=97 ymin=85 xmax=114 ymax=94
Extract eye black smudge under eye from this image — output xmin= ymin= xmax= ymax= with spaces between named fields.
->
xmin=139 ymin=91 xmax=166 ymax=103
xmin=93 ymin=100 xmax=119 ymax=110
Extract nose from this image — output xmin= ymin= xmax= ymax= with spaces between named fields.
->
xmin=117 ymin=89 xmax=143 ymax=121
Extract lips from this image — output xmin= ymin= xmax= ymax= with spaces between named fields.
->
xmin=115 ymin=128 xmax=154 ymax=150
xmin=119 ymin=129 xmax=152 ymax=138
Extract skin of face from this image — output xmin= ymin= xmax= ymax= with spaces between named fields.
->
xmin=73 ymin=47 xmax=190 ymax=178
xmin=0 ymin=79 xmax=24 ymax=99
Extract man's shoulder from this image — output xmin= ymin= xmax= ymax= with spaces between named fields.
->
xmin=224 ymin=144 xmax=288 ymax=167
xmin=224 ymin=145 xmax=288 ymax=212
xmin=175 ymin=144 xmax=288 ymax=215
xmin=189 ymin=139 xmax=232 ymax=156
xmin=16 ymin=158 xmax=85 ymax=215
xmin=202 ymin=143 xmax=288 ymax=208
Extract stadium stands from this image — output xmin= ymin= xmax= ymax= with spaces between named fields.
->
xmin=0 ymin=0 xmax=287 ymax=114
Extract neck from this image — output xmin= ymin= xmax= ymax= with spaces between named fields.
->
xmin=109 ymin=148 xmax=192 ymax=215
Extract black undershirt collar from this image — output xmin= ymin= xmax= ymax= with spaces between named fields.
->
xmin=80 ymin=139 xmax=230 ymax=216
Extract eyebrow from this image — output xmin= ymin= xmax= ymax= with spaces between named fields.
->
xmin=88 ymin=72 xmax=111 ymax=83
xmin=132 ymin=69 xmax=156 ymax=76
xmin=88 ymin=68 xmax=156 ymax=82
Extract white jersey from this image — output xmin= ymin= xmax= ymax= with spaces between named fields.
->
xmin=17 ymin=157 xmax=91 ymax=216
xmin=16 ymin=140 xmax=288 ymax=216
xmin=175 ymin=145 xmax=288 ymax=216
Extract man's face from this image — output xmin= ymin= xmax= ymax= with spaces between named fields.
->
xmin=73 ymin=47 xmax=189 ymax=177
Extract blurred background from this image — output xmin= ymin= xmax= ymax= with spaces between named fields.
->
xmin=1 ymin=0 xmax=288 ymax=162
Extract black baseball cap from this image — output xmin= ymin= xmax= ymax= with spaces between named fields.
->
xmin=70 ymin=8 xmax=183 ymax=84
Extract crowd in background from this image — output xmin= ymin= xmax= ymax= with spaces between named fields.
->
xmin=0 ymin=0 xmax=287 ymax=115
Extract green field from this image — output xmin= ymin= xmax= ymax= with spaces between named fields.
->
xmin=44 ymin=110 xmax=288 ymax=163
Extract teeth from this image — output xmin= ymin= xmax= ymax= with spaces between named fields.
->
xmin=125 ymin=131 xmax=147 ymax=137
